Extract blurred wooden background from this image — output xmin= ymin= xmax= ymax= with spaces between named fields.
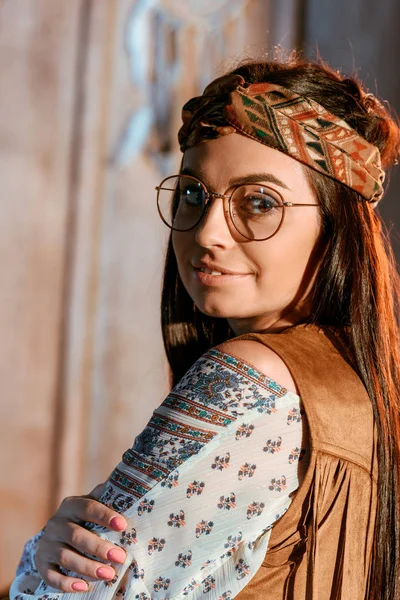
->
xmin=0 ymin=0 xmax=399 ymax=590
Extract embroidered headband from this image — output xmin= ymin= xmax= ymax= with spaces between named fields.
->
xmin=178 ymin=73 xmax=385 ymax=207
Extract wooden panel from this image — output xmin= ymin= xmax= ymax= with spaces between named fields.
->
xmin=54 ymin=0 xmax=120 ymax=504
xmin=80 ymin=0 xmax=273 ymax=491
xmin=83 ymin=0 xmax=173 ymax=490
xmin=0 ymin=0 xmax=83 ymax=586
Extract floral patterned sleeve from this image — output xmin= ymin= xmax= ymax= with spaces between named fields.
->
xmin=15 ymin=529 xmax=45 ymax=576
xmin=11 ymin=348 xmax=310 ymax=600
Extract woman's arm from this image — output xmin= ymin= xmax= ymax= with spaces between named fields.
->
xmin=11 ymin=342 xmax=309 ymax=600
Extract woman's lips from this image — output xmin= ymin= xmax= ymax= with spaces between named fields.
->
xmin=192 ymin=266 xmax=251 ymax=286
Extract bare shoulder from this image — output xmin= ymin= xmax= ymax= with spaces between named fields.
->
xmin=215 ymin=339 xmax=299 ymax=396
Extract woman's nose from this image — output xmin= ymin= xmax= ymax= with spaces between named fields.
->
xmin=194 ymin=196 xmax=235 ymax=248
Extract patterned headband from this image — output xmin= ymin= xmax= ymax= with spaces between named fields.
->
xmin=178 ymin=73 xmax=385 ymax=206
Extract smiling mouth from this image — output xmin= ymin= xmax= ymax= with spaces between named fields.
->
xmin=197 ymin=267 xmax=225 ymax=275
xmin=193 ymin=266 xmax=251 ymax=279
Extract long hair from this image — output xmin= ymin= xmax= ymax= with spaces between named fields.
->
xmin=160 ymin=55 xmax=400 ymax=598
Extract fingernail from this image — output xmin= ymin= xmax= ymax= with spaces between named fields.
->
xmin=96 ymin=566 xmax=115 ymax=580
xmin=72 ymin=581 xmax=88 ymax=592
xmin=110 ymin=516 xmax=126 ymax=530
xmin=107 ymin=548 xmax=126 ymax=563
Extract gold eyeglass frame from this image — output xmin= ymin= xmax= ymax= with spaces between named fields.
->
xmin=155 ymin=173 xmax=319 ymax=242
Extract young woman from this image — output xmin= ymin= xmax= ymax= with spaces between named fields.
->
xmin=10 ymin=55 xmax=400 ymax=599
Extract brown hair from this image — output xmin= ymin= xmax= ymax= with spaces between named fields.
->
xmin=161 ymin=54 xmax=400 ymax=598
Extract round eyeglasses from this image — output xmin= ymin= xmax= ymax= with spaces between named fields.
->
xmin=155 ymin=174 xmax=319 ymax=242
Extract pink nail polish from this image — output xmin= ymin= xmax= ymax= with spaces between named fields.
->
xmin=96 ymin=566 xmax=115 ymax=580
xmin=107 ymin=548 xmax=126 ymax=563
xmin=110 ymin=516 xmax=126 ymax=530
xmin=71 ymin=581 xmax=88 ymax=592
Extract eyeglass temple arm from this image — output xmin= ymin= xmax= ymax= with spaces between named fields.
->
xmin=285 ymin=202 xmax=319 ymax=206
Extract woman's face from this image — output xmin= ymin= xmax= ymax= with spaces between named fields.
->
xmin=172 ymin=133 xmax=325 ymax=335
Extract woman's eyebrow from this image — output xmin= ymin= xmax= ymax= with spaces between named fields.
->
xmin=180 ymin=167 xmax=290 ymax=190
xmin=230 ymin=172 xmax=290 ymax=190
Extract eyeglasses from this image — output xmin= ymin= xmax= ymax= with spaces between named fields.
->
xmin=155 ymin=174 xmax=319 ymax=241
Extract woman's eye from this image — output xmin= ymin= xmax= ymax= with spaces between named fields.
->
xmin=179 ymin=187 xmax=202 ymax=206
xmin=242 ymin=194 xmax=278 ymax=214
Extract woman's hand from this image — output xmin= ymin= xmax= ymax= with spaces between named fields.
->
xmin=34 ymin=483 xmax=128 ymax=593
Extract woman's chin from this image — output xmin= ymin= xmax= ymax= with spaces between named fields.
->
xmin=195 ymin=301 xmax=245 ymax=320
xmin=196 ymin=305 xmax=227 ymax=318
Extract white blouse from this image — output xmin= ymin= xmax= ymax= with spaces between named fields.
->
xmin=11 ymin=348 xmax=310 ymax=600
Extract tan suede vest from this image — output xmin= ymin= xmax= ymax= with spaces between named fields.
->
xmin=234 ymin=323 xmax=378 ymax=600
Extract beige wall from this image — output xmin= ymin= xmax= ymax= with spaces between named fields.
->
xmin=0 ymin=0 xmax=272 ymax=588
